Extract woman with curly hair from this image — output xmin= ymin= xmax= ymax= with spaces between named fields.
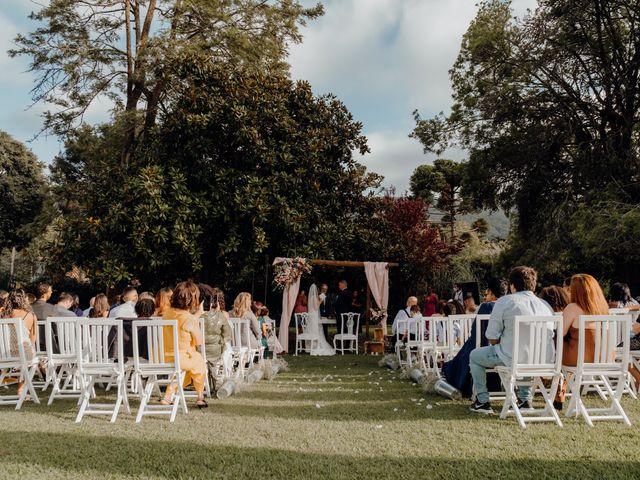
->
xmin=1 ymin=289 xmax=37 ymax=395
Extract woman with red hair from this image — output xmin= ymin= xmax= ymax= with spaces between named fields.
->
xmin=555 ymin=274 xmax=609 ymax=410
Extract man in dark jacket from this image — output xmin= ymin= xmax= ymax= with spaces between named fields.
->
xmin=30 ymin=282 xmax=55 ymax=350
xmin=333 ymin=280 xmax=352 ymax=335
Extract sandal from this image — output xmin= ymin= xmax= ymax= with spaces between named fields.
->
xmin=196 ymin=398 xmax=208 ymax=409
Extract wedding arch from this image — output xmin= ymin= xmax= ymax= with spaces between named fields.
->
xmin=272 ymin=257 xmax=398 ymax=350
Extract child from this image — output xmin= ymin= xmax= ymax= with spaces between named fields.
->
xmin=259 ymin=307 xmax=284 ymax=358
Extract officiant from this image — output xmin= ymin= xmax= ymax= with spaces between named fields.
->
xmin=333 ymin=280 xmax=353 ymax=335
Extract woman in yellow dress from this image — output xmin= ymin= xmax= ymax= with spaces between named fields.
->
xmin=162 ymin=281 xmax=207 ymax=408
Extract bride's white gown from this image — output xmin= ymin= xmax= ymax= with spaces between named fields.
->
xmin=307 ymin=284 xmax=335 ymax=356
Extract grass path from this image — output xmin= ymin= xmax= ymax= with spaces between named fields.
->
xmin=1 ymin=355 xmax=639 ymax=479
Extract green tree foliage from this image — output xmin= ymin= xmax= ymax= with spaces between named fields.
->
xmin=409 ymin=159 xmax=474 ymax=241
xmin=10 ymin=0 xmax=323 ymax=160
xmin=48 ymin=63 xmax=382 ymax=290
xmin=412 ymin=0 xmax=640 ymax=283
xmin=0 ymin=131 xmax=48 ymax=250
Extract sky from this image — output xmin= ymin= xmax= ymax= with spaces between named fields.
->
xmin=0 ymin=0 xmax=537 ymax=193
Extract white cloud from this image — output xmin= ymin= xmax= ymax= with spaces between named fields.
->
xmin=291 ymin=0 xmax=539 ymax=192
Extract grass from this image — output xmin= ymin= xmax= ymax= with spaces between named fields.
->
xmin=1 ymin=354 xmax=640 ymax=479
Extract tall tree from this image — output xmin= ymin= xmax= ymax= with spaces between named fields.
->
xmin=409 ymin=159 xmax=473 ymax=242
xmin=10 ymin=0 xmax=323 ymax=162
xmin=0 ymin=131 xmax=48 ymax=250
xmin=48 ymin=61 xmax=381 ymax=290
xmin=412 ymin=0 xmax=640 ymax=279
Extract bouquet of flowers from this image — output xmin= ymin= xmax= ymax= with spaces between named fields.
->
xmin=272 ymin=257 xmax=312 ymax=291
xmin=369 ymin=307 xmax=387 ymax=325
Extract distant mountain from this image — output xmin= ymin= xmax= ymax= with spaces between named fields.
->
xmin=428 ymin=208 xmax=511 ymax=240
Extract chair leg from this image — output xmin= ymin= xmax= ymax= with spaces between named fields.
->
xmin=136 ymin=380 xmax=154 ymax=423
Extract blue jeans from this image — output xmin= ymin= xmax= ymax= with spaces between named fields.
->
xmin=469 ymin=345 xmax=531 ymax=404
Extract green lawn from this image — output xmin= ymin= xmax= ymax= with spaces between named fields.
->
xmin=1 ymin=355 xmax=639 ymax=479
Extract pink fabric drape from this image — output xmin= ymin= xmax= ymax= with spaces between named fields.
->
xmin=364 ymin=262 xmax=389 ymax=332
xmin=274 ymin=257 xmax=301 ymax=352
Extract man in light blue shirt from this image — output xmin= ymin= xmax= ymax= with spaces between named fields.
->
xmin=469 ymin=266 xmax=553 ymax=414
xmin=108 ymin=287 xmax=138 ymax=319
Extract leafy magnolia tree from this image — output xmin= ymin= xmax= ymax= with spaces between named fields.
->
xmin=0 ymin=131 xmax=48 ymax=250
xmin=10 ymin=0 xmax=323 ymax=161
xmin=412 ymin=0 xmax=640 ymax=281
xmin=409 ymin=159 xmax=474 ymax=241
xmin=48 ymin=62 xmax=382 ymax=290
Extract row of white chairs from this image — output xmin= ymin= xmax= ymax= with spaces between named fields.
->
xmin=396 ymin=312 xmax=637 ymax=428
xmin=294 ymin=312 xmax=361 ymax=355
xmin=0 ymin=315 xmax=263 ymax=423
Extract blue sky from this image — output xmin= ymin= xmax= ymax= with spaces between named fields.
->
xmin=0 ymin=0 xmax=536 ymax=192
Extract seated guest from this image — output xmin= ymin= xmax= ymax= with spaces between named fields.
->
xmin=200 ymin=285 xmax=231 ymax=363
xmin=70 ymin=293 xmax=84 ymax=317
xmin=162 ymin=281 xmax=207 ymax=408
xmin=134 ymin=298 xmax=155 ymax=318
xmin=391 ymin=296 xmax=419 ymax=340
xmin=539 ymin=286 xmax=569 ymax=313
xmin=1 ymin=289 xmax=37 ymax=396
xmin=88 ymin=294 xmax=110 ymax=318
xmin=464 ymin=293 xmax=478 ymax=314
xmin=83 ymin=296 xmax=95 ymax=317
xmin=608 ymin=282 xmax=640 ymax=310
xmin=259 ymin=306 xmax=284 ymax=357
xmin=469 ymin=266 xmax=553 ymax=414
xmin=109 ymin=287 xmax=138 ymax=318
xmin=555 ymin=274 xmax=617 ymax=409
xmin=53 ymin=292 xmax=79 ymax=318
xmin=231 ymin=292 xmax=262 ymax=349
xmin=294 ymin=291 xmax=308 ymax=314
xmin=31 ymin=282 xmax=55 ymax=321
xmin=442 ymin=278 xmax=508 ymax=398
xmin=562 ymin=277 xmax=572 ymax=301
xmin=155 ymin=287 xmax=173 ymax=317
xmin=26 ymin=293 xmax=36 ymax=305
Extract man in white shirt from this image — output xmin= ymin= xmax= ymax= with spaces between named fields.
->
xmin=108 ymin=287 xmax=138 ymax=318
xmin=391 ymin=296 xmax=418 ymax=339
xmin=469 ymin=266 xmax=553 ymax=414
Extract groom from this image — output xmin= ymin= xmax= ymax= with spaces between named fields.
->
xmin=333 ymin=280 xmax=352 ymax=336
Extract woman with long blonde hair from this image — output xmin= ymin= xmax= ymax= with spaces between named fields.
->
xmin=555 ymin=274 xmax=609 ymax=409
xmin=231 ymin=292 xmax=261 ymax=349
xmin=155 ymin=287 xmax=173 ymax=317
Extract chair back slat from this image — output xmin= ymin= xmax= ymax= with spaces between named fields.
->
xmin=228 ymin=318 xmax=251 ymax=350
xmin=46 ymin=317 xmax=80 ymax=359
xmin=77 ymin=319 xmax=124 ymax=372
xmin=578 ymin=315 xmax=630 ymax=368
xmin=511 ymin=316 xmax=560 ymax=371
xmin=132 ymin=320 xmax=179 ymax=371
xmin=474 ymin=314 xmax=491 ymax=349
xmin=0 ymin=318 xmax=25 ymax=363
xmin=341 ymin=313 xmax=360 ymax=336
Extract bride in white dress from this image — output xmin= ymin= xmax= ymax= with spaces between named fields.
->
xmin=307 ymin=284 xmax=336 ymax=356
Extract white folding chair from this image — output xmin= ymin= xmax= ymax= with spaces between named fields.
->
xmin=46 ymin=317 xmax=83 ymax=405
xmin=295 ymin=313 xmax=319 ymax=355
xmin=427 ymin=317 xmax=452 ymax=376
xmin=472 ymin=314 xmax=505 ymax=400
xmin=394 ymin=318 xmax=409 ymax=367
xmin=75 ymin=318 xmax=131 ymax=423
xmin=495 ymin=315 xmax=563 ymax=428
xmin=228 ymin=318 xmax=251 ymax=379
xmin=448 ymin=314 xmax=475 ymax=357
xmin=132 ymin=320 xmax=187 ymax=423
xmin=31 ymin=320 xmax=49 ymax=390
xmin=333 ymin=313 xmax=360 ymax=355
xmin=191 ymin=317 xmax=211 ymax=398
xmin=563 ymin=315 xmax=632 ymax=426
xmin=0 ymin=318 xmax=40 ymax=409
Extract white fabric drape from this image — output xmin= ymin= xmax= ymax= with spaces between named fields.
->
xmin=274 ymin=257 xmax=301 ymax=352
xmin=364 ymin=261 xmax=389 ymax=332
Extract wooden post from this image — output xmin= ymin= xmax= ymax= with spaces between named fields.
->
xmin=365 ymin=283 xmax=371 ymax=341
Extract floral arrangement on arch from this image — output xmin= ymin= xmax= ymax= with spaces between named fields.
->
xmin=369 ymin=307 xmax=387 ymax=325
xmin=273 ymin=257 xmax=312 ymax=291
